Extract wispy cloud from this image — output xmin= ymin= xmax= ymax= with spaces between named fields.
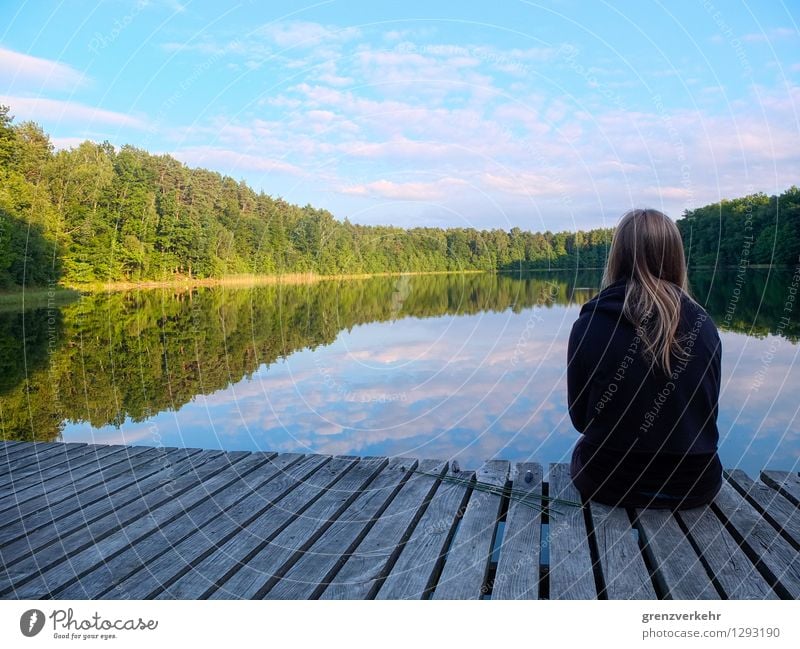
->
xmin=0 ymin=95 xmax=144 ymax=128
xmin=0 ymin=47 xmax=86 ymax=91
xmin=741 ymin=27 xmax=798 ymax=43
xmin=256 ymin=20 xmax=361 ymax=49
xmin=170 ymin=145 xmax=306 ymax=176
xmin=339 ymin=177 xmax=468 ymax=201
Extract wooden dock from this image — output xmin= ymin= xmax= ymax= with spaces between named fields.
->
xmin=0 ymin=440 xmax=798 ymax=600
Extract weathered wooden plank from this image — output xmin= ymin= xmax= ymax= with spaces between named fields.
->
xmin=210 ymin=456 xmax=392 ymax=599
xmin=0 ymin=441 xmax=26 ymax=465
xmin=0 ymin=443 xmax=93 ymax=484
xmin=0 ymin=443 xmax=119 ymax=489
xmin=100 ymin=453 xmax=327 ymax=599
xmin=726 ymin=470 xmax=800 ymax=549
xmin=2 ymin=442 xmax=91 ymax=469
xmin=0 ymin=446 xmax=193 ymax=540
xmin=0 ymin=448 xmax=200 ymax=556
xmin=2 ymin=440 xmax=795 ymax=603
xmin=0 ymin=444 xmax=146 ymax=497
xmin=0 ymin=445 xmax=154 ymax=520
xmin=261 ymin=458 xmax=416 ymax=599
xmin=676 ymin=504 xmax=777 ymax=599
xmin=374 ymin=470 xmax=472 ymax=600
xmin=425 ymin=460 xmax=508 ymax=599
xmin=54 ymin=452 xmax=306 ymax=600
xmin=634 ymin=508 xmax=719 ymax=599
xmin=491 ymin=462 xmax=543 ymax=600
xmin=155 ymin=455 xmax=357 ymax=599
xmin=712 ymin=480 xmax=800 ymax=599
xmin=0 ymin=449 xmax=237 ymax=597
xmin=264 ymin=458 xmax=417 ymax=599
xmin=317 ymin=460 xmax=448 ymax=600
xmin=5 ymin=449 xmax=254 ymax=599
xmin=588 ymin=502 xmax=655 ymax=600
xmin=546 ymin=462 xmax=597 ymax=600
xmin=0 ymin=443 xmax=129 ymax=489
xmin=0 ymin=441 xmax=65 ymax=465
xmin=760 ymin=470 xmax=800 ymax=508
xmin=0 ymin=441 xmax=26 ymax=459
xmin=0 ymin=447 xmax=181 ymax=542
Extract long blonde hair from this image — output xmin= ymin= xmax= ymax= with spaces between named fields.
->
xmin=602 ymin=208 xmax=692 ymax=375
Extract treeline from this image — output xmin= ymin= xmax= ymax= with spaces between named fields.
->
xmin=3 ymin=105 xmax=797 ymax=287
xmin=677 ymin=187 xmax=800 ymax=268
xmin=0 ymin=106 xmax=611 ymax=288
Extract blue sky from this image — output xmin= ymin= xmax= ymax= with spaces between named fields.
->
xmin=1 ymin=0 xmax=798 ymax=230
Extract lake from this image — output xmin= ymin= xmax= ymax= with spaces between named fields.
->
xmin=1 ymin=269 xmax=798 ymax=476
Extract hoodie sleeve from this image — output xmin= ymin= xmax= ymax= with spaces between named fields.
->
xmin=567 ymin=312 xmax=593 ymax=433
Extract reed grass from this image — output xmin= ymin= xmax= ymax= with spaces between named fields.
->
xmin=413 ymin=469 xmax=583 ymax=516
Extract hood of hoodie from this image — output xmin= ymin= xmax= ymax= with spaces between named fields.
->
xmin=580 ymin=279 xmax=628 ymax=320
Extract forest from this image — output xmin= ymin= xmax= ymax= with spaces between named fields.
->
xmin=677 ymin=187 xmax=800 ymax=268
xmin=0 ymin=105 xmax=607 ymax=287
xmin=0 ymin=105 xmax=797 ymax=289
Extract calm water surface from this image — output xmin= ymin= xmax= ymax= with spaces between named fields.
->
xmin=2 ymin=270 xmax=798 ymax=476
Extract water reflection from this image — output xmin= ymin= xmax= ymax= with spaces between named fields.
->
xmin=1 ymin=269 xmax=797 ymax=475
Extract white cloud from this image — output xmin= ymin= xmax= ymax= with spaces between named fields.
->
xmin=256 ymin=20 xmax=361 ymax=49
xmin=339 ymin=177 xmax=468 ymax=201
xmin=51 ymin=136 xmax=90 ymax=150
xmin=0 ymin=95 xmax=144 ymax=128
xmin=481 ymin=172 xmax=573 ymax=197
xmin=0 ymin=47 xmax=86 ymax=91
xmin=741 ymin=27 xmax=798 ymax=43
xmin=143 ymin=25 xmax=800 ymax=228
xmin=170 ymin=145 xmax=305 ymax=176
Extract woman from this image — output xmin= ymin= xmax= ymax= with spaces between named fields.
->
xmin=567 ymin=208 xmax=722 ymax=509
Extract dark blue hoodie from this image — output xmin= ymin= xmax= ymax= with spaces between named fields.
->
xmin=567 ymin=279 xmax=723 ymax=509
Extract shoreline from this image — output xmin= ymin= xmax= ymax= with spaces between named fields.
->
xmin=0 ymin=264 xmax=789 ymax=297
xmin=59 ymin=269 xmax=489 ymax=293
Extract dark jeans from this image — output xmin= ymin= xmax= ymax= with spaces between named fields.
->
xmin=569 ymin=437 xmax=722 ymax=510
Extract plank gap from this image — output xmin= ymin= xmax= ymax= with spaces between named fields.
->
xmin=725 ymin=471 xmax=800 ymax=552
xmin=424 ymin=480 xmax=474 ymax=599
xmin=363 ymin=461 xmax=445 ymax=599
xmin=583 ymin=501 xmax=608 ymax=600
xmin=481 ymin=478 xmax=510 ymax=599
xmin=672 ymin=505 xmax=727 ymax=599
xmin=709 ymin=500 xmax=791 ymax=600
xmin=628 ymin=508 xmax=667 ymax=600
